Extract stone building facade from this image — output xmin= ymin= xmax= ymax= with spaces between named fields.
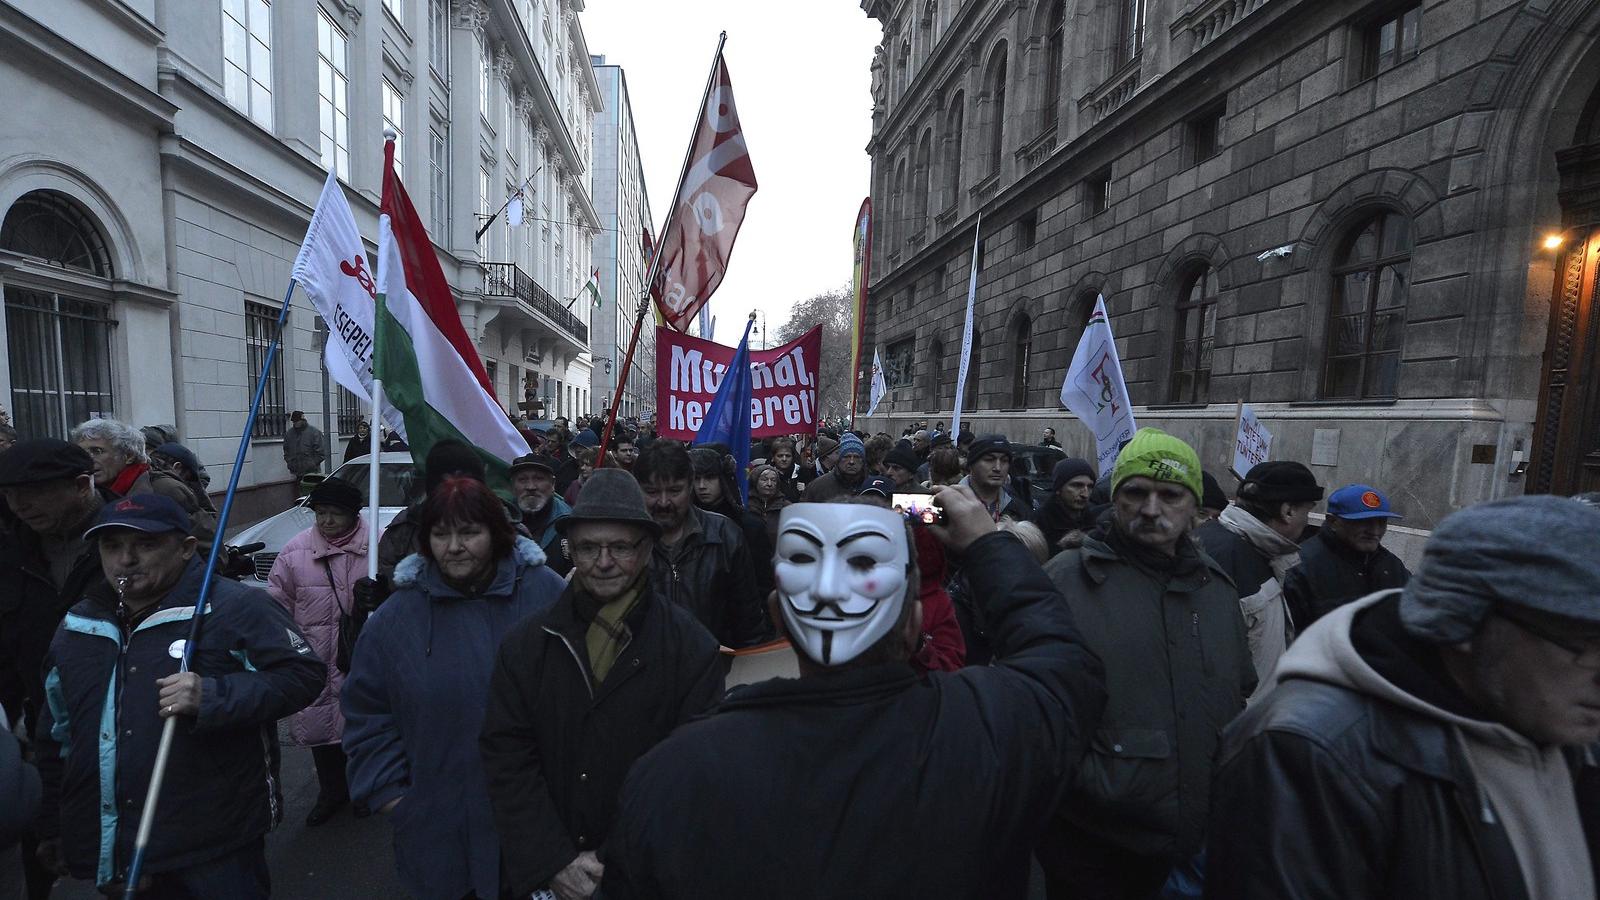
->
xmin=589 ymin=55 xmax=655 ymax=421
xmin=0 ymin=0 xmax=600 ymax=515
xmin=859 ymin=0 xmax=1600 ymax=528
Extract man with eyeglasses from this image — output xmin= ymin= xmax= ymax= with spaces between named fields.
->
xmin=481 ymin=469 xmax=724 ymax=900
xmin=1208 ymin=495 xmax=1600 ymax=900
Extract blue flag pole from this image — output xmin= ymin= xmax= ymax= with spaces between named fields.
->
xmin=693 ymin=312 xmax=756 ymax=504
xmin=122 ymin=279 xmax=298 ymax=898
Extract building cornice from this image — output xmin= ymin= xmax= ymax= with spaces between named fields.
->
xmin=866 ymin=0 xmax=989 ymax=153
xmin=0 ymin=4 xmax=177 ymax=131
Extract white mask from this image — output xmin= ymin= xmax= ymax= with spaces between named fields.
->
xmin=774 ymin=504 xmax=911 ymax=666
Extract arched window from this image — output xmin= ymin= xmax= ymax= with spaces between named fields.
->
xmin=1 ymin=190 xmax=113 ymax=276
xmin=1011 ymin=312 xmax=1033 ymax=407
xmin=912 ymin=130 xmax=933 ymax=235
xmin=927 ymin=337 xmax=945 ymax=408
xmin=1043 ymin=2 xmax=1065 ymax=131
xmin=1169 ymin=266 xmax=1219 ymax=404
xmin=2 ymin=190 xmax=118 ymax=439
xmin=1118 ymin=0 xmax=1147 ymax=64
xmin=1324 ymin=212 xmax=1410 ymax=399
xmin=984 ymin=45 xmax=1008 ymax=175
xmin=943 ymin=92 xmax=965 ymax=208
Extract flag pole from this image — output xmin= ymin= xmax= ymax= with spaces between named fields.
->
xmin=368 ymin=380 xmax=383 ymax=580
xmin=474 ymin=165 xmax=542 ymax=243
xmin=599 ymin=31 xmax=728 ymax=464
xmin=123 ymin=279 xmax=299 ymax=898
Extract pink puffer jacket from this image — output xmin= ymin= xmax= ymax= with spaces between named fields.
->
xmin=267 ymin=518 xmax=369 ymax=747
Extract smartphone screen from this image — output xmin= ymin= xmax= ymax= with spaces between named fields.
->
xmin=891 ymin=493 xmax=945 ymax=526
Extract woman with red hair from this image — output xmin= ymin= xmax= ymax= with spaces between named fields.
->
xmin=342 ymin=476 xmax=565 ymax=900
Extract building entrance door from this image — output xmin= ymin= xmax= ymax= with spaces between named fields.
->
xmin=1532 ymin=224 xmax=1600 ymax=495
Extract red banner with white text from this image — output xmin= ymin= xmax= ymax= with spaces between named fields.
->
xmin=656 ymin=325 xmax=821 ymax=440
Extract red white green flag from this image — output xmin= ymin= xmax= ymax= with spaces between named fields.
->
xmin=373 ymin=137 xmax=527 ymax=482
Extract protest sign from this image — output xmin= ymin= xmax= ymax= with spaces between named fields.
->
xmin=1231 ymin=402 xmax=1273 ymax=479
xmin=656 ymin=325 xmax=822 ymax=440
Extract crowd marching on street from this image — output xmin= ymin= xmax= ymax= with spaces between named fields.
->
xmin=0 ymin=403 xmax=1598 ymax=900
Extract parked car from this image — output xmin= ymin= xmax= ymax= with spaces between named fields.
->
xmin=229 ymin=452 xmax=419 ymax=586
xmin=1006 ymin=443 xmax=1067 ymax=510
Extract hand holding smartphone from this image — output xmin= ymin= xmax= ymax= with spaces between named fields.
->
xmin=891 ymin=492 xmax=946 ymax=526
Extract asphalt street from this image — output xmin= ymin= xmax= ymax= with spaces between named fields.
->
xmin=52 ymin=723 xmax=404 ymax=900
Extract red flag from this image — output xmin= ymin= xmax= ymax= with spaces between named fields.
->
xmin=652 ymin=52 xmax=757 ymax=332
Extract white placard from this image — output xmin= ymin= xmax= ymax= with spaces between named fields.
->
xmin=1231 ymin=402 xmax=1273 ymax=479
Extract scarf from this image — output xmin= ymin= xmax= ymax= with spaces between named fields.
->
xmin=575 ymin=573 xmax=648 ymax=685
xmin=324 ymin=515 xmax=364 ymax=549
xmin=109 ymin=462 xmax=150 ymax=497
xmin=1219 ymin=504 xmax=1302 ymax=580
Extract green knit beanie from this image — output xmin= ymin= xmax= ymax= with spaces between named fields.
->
xmin=1111 ymin=428 xmax=1203 ymax=500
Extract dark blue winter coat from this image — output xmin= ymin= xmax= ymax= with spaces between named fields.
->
xmin=34 ymin=558 xmax=325 ymax=889
xmin=341 ymin=536 xmax=565 ymax=900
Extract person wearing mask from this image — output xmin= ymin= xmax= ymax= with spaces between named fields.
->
xmin=282 ymin=411 xmax=326 ymax=486
xmin=34 ymin=494 xmax=323 ymax=897
xmin=636 ymin=443 xmax=770 ymax=650
xmin=1208 ymin=496 xmax=1600 ymax=899
xmin=342 ymin=477 xmax=565 ymax=900
xmin=1031 ymin=458 xmax=1098 ymax=555
xmin=510 ymin=453 xmax=573 ymax=577
xmin=0 ymin=440 xmax=110 ymax=900
xmin=1197 ymin=460 xmax=1324 ymax=689
xmin=480 ymin=471 xmax=724 ymax=900
xmin=688 ymin=448 xmax=776 ymax=604
xmin=344 ymin=420 xmax=373 ymax=464
xmin=266 ymin=478 xmax=371 ymax=826
xmin=71 ymin=418 xmax=215 ymax=540
xmin=767 ymin=439 xmax=803 ymax=502
xmin=1036 ymin=429 xmax=1254 ymax=899
xmin=746 ymin=464 xmax=791 ymax=547
xmin=1282 ymin=483 xmax=1410 ymax=629
xmin=602 ymin=487 xmax=1106 ymax=898
xmin=960 ymin=435 xmax=1030 ymax=522
xmin=802 ymin=433 xmax=867 ymax=502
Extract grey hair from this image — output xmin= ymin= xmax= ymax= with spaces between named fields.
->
xmin=70 ymin=418 xmax=148 ymax=463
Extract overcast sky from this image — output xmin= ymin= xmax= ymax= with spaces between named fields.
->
xmin=580 ymin=1 xmax=882 ymax=348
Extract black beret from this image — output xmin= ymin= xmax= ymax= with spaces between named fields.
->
xmin=0 ymin=439 xmax=93 ymax=487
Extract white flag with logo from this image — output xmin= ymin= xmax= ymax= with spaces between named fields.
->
xmin=507 ymin=192 xmax=524 ymax=227
xmin=866 ymin=346 xmax=887 ymax=416
xmin=290 ymin=171 xmax=405 ymax=437
xmin=1060 ymin=295 xmax=1137 ymax=475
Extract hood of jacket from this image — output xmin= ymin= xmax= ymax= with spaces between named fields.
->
xmin=1218 ymin=504 xmax=1302 ymax=579
xmin=392 ymin=535 xmax=548 ymax=592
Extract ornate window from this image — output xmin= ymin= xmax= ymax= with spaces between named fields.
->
xmin=1169 ymin=266 xmax=1218 ymax=404
xmin=0 ymin=191 xmax=111 ymax=275
xmin=984 ymin=45 xmax=1008 ymax=175
xmin=892 ymin=157 xmax=908 ymax=250
xmin=943 ymin=92 xmax=965 ymax=209
xmin=1324 ymin=212 xmax=1410 ymax=400
xmin=912 ymin=130 xmax=933 ymax=236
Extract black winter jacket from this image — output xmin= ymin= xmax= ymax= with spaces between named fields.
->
xmin=1282 ymin=530 xmax=1410 ymax=629
xmin=1207 ymin=595 xmax=1600 ymax=900
xmin=35 ymin=560 xmax=324 ymax=888
xmin=647 ymin=506 xmax=770 ymax=648
xmin=1030 ymin=496 xmax=1098 ymax=556
xmin=0 ymin=504 xmax=108 ymax=736
xmin=602 ymin=532 xmax=1107 ymax=899
xmin=479 ymin=581 xmax=724 ymax=897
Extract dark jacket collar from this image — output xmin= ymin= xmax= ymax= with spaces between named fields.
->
xmin=720 ymin=661 xmax=921 ymax=711
xmin=1079 ymin=531 xmax=1221 ymax=593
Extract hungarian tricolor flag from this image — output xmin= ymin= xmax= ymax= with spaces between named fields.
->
xmin=651 ymin=49 xmax=757 ymax=332
xmin=374 ymin=137 xmax=528 ymax=483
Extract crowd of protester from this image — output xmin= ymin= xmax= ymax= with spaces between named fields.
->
xmin=0 ymin=402 xmax=1597 ymax=900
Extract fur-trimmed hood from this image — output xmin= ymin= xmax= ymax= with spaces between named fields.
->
xmin=393 ymin=535 xmax=548 ymax=588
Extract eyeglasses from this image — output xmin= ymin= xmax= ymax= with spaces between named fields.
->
xmin=1495 ymin=606 xmax=1600 ymax=670
xmin=570 ymin=537 xmax=647 ymax=564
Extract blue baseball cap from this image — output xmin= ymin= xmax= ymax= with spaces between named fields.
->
xmin=1327 ymin=484 xmax=1402 ymax=521
xmin=858 ymin=475 xmax=896 ymax=498
xmin=84 ymin=493 xmax=192 ymax=539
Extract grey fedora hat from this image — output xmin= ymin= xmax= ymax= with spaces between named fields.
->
xmin=555 ymin=468 xmax=661 ymax=537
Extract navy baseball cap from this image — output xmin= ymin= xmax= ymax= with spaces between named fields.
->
xmin=84 ymin=493 xmax=192 ymax=539
xmin=1327 ymin=484 xmax=1402 ymax=521
xmin=858 ymin=475 xmax=896 ymax=498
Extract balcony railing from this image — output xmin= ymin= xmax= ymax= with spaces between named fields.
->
xmin=481 ymin=262 xmax=588 ymax=345
xmin=1171 ymin=0 xmax=1270 ymax=57
xmin=1078 ymin=58 xmax=1142 ymax=126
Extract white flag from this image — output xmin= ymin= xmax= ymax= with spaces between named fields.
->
xmin=866 ymin=346 xmax=887 ymax=416
xmin=1060 ymin=295 xmax=1136 ymax=475
xmin=950 ymin=215 xmax=981 ymax=437
xmin=290 ymin=171 xmax=405 ymax=438
xmin=507 ymin=193 xmax=524 ymax=227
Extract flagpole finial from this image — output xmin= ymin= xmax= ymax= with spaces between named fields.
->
xmin=382 ymin=128 xmax=398 ymax=143
xmin=748 ymin=310 xmax=758 ymax=321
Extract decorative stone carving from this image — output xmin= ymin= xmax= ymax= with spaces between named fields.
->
xmin=871 ymin=43 xmax=888 ymax=110
xmin=334 ymin=0 xmax=362 ymax=29
xmin=452 ymin=0 xmax=489 ymax=31
xmin=493 ymin=49 xmax=515 ymax=81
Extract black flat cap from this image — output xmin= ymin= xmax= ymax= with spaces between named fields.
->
xmin=0 ymin=439 xmax=94 ymax=487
